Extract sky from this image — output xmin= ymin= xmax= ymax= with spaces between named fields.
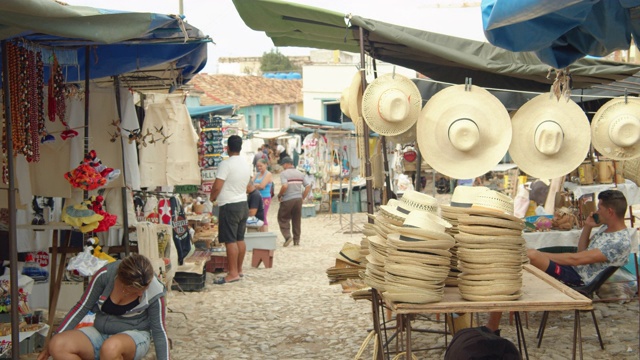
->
xmin=68 ymin=0 xmax=486 ymax=74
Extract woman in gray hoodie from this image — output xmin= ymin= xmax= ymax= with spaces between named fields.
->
xmin=38 ymin=254 xmax=169 ymax=360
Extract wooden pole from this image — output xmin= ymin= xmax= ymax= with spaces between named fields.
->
xmin=2 ymin=39 xmax=20 ymax=360
xmin=359 ymin=27 xmax=374 ymax=221
xmin=113 ymin=77 xmax=131 ymax=254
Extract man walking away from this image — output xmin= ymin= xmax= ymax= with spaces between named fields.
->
xmin=210 ymin=135 xmax=251 ymax=284
xmin=277 ymin=157 xmax=311 ymax=247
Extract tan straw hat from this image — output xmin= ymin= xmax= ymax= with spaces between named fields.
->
xmin=340 ymin=86 xmax=351 ymax=119
xmin=417 ymin=85 xmax=511 ymax=179
xmin=348 ymin=71 xmax=363 ymax=124
xmin=457 ymin=224 xmax=523 ymax=237
xmin=362 ymin=73 xmax=422 ymax=136
xmin=336 ymin=242 xmax=362 ymax=265
xmin=457 ymin=214 xmax=525 ymax=231
xmin=399 ymin=190 xmax=439 ymax=213
xmin=470 ymin=189 xmax=514 ymax=215
xmin=402 ymin=209 xmax=452 ymax=234
xmin=591 ymin=97 xmax=640 ymax=160
xmin=509 ymin=93 xmax=591 ymax=179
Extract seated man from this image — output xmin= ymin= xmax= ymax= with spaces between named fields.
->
xmin=247 ymin=182 xmax=265 ymax=229
xmin=487 ymin=189 xmax=632 ymax=333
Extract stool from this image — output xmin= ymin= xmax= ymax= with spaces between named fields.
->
xmin=252 ymin=249 xmax=275 ymax=268
xmin=206 ymin=255 xmax=229 ymax=273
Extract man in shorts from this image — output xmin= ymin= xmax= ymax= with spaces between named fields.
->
xmin=486 ymin=189 xmax=632 ymax=333
xmin=276 ymin=157 xmax=311 ymax=246
xmin=210 ymin=135 xmax=251 ymax=284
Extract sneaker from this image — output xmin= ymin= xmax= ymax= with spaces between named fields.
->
xmin=246 ymin=216 xmax=264 ymax=228
xmin=283 ymin=237 xmax=293 ymax=247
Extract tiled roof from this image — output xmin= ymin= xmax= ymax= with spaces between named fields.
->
xmin=190 ymin=74 xmax=302 ymax=107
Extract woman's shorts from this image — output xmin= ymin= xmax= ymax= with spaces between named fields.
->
xmin=79 ymin=326 xmax=151 ymax=360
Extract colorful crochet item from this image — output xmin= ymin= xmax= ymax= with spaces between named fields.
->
xmin=87 ymin=195 xmax=117 ymax=232
xmin=61 ymin=201 xmax=104 ymax=233
xmin=64 ymin=150 xmax=120 ymax=190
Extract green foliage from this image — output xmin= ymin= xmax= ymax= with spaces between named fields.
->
xmin=260 ymin=48 xmax=300 ymax=73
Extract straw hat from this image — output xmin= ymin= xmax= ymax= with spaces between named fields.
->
xmin=457 ymin=224 xmax=523 ymax=237
xmin=449 ymin=186 xmax=490 ymax=208
xmin=461 ymin=292 xmax=522 ymax=301
xmin=336 ymin=242 xmax=362 ymax=265
xmin=591 ymin=97 xmax=640 ymax=160
xmin=471 ymin=189 xmax=514 ymax=215
xmin=348 ymin=71 xmax=363 ymax=124
xmin=509 ymin=93 xmax=591 ymax=179
xmin=457 ymin=214 xmax=525 ymax=230
xmin=417 ymin=85 xmax=511 ymax=179
xmin=387 ymin=233 xmax=455 ymax=251
xmin=362 ymin=73 xmax=422 ymax=136
xmin=382 ymin=290 xmax=443 ymax=304
xmin=399 ymin=190 xmax=439 ymax=213
xmin=339 ymin=86 xmax=351 ymax=119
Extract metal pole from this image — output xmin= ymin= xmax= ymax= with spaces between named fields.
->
xmin=113 ymin=77 xmax=130 ymax=254
xmin=359 ymin=27 xmax=374 ymax=220
xmin=2 ymin=39 xmax=20 ymax=360
xmin=415 ymin=150 xmax=422 ymax=191
xmin=83 ymin=46 xmax=90 ymax=200
xmin=371 ymin=58 xmax=395 ymax=202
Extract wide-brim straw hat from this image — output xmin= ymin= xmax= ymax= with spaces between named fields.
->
xmin=336 ymin=242 xmax=362 ymax=265
xmin=623 ymin=158 xmax=640 ymax=185
xmin=591 ymin=97 xmax=640 ymax=160
xmin=348 ymin=71 xmax=363 ymax=124
xmin=459 ymin=272 xmax=522 ymax=281
xmin=447 ymin=186 xmax=491 ymax=208
xmin=362 ymin=73 xmax=421 ymax=136
xmin=387 ymin=233 xmax=455 ymax=250
xmin=385 ymin=272 xmax=446 ymax=289
xmin=458 ymin=279 xmax=522 ymax=295
xmin=457 ymin=224 xmax=523 ymax=237
xmin=340 ymin=86 xmax=351 ymax=119
xmin=386 ymin=251 xmax=451 ymax=267
xmin=382 ymin=290 xmax=444 ymax=304
xmin=461 ymin=291 xmax=522 ymax=301
xmin=509 ymin=93 xmax=591 ymax=179
xmin=457 ymin=214 xmax=525 ymax=231
xmin=379 ymin=199 xmax=409 ymax=222
xmin=457 ymin=249 xmax=523 ymax=265
xmin=386 ymin=263 xmax=450 ymax=280
xmin=417 ymin=85 xmax=511 ymax=179
xmin=404 ymin=209 xmax=451 ymax=231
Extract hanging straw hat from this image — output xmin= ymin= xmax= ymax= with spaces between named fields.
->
xmin=417 ymin=84 xmax=511 ymax=179
xmin=340 ymin=86 xmax=351 ymax=119
xmin=348 ymin=71 xmax=363 ymax=124
xmin=362 ymin=73 xmax=422 ymax=136
xmin=591 ymin=97 xmax=640 ymax=160
xmin=509 ymin=93 xmax=591 ymax=179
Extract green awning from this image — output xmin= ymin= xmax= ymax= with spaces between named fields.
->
xmin=233 ymin=0 xmax=640 ymax=92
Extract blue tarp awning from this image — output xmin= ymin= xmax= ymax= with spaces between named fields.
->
xmin=188 ymin=105 xmax=235 ymax=117
xmin=0 ymin=0 xmax=210 ymax=86
xmin=482 ymin=0 xmax=640 ymax=68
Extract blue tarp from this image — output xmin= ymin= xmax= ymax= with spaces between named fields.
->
xmin=482 ymin=0 xmax=640 ymax=68
xmin=188 ymin=105 xmax=235 ymax=117
xmin=0 ymin=0 xmax=210 ymax=84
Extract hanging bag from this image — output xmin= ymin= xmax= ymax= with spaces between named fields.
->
xmin=329 ymin=151 xmax=341 ymax=177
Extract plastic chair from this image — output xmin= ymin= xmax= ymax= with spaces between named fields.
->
xmin=537 ymin=266 xmax=620 ymax=359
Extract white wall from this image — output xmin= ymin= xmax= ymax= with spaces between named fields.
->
xmin=302 ymin=63 xmax=417 ymax=121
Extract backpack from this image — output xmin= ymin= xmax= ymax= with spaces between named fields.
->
xmin=444 ymin=326 xmax=520 ymax=360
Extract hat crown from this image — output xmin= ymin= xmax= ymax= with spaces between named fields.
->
xmin=471 ymin=190 xmax=514 ymax=215
xmin=449 ymin=119 xmax=480 ymax=152
xmin=450 ymin=186 xmax=490 ymax=207
xmin=534 ymin=120 xmax=564 ymax=155
xmin=379 ymin=88 xmax=410 ymax=123
xmin=609 ymin=114 xmax=640 ymax=147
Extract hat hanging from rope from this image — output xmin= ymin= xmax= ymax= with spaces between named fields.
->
xmin=362 ymin=73 xmax=422 ymax=136
xmin=591 ymin=96 xmax=640 ymax=160
xmin=417 ymin=83 xmax=511 ymax=179
xmin=509 ymin=93 xmax=590 ymax=179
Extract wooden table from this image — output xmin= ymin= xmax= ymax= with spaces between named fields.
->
xmin=381 ymin=265 xmax=592 ymax=360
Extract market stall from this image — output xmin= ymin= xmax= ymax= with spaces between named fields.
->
xmin=0 ymin=1 xmax=211 ymax=356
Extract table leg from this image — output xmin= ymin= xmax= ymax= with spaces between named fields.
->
xmin=572 ymin=309 xmax=583 ymax=360
xmin=515 ymin=312 xmax=529 ymax=360
xmin=370 ymin=290 xmax=384 ymax=360
xmin=405 ymin=314 xmax=412 ymax=359
xmin=46 ymin=230 xmax=59 ymax=341
xmin=46 ymin=230 xmax=71 ymax=342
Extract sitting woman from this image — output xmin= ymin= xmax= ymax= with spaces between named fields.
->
xmin=38 ymin=254 xmax=168 ymax=360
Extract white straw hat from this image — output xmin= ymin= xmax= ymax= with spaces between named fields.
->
xmin=399 ymin=190 xmax=439 ymax=213
xmin=348 ymin=71 xmax=363 ymax=125
xmin=362 ymin=73 xmax=422 ymax=136
xmin=591 ymin=97 xmax=640 ymax=160
xmin=403 ymin=210 xmax=452 ymax=234
xmin=470 ymin=190 xmax=515 ymax=215
xmin=509 ymin=93 xmax=591 ymax=179
xmin=417 ymin=85 xmax=512 ymax=179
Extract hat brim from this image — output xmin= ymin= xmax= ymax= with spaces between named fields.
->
xmin=457 ymin=225 xmax=523 ymax=237
xmin=457 ymin=215 xmax=525 ymax=230
xmin=591 ymin=97 xmax=640 ymax=160
xmin=417 ymin=85 xmax=511 ymax=179
xmin=348 ymin=71 xmax=363 ymax=125
xmin=382 ymin=290 xmax=443 ymax=304
xmin=509 ymin=93 xmax=591 ymax=179
xmin=461 ymin=291 xmax=522 ymax=301
xmin=362 ymin=73 xmax=422 ymax=136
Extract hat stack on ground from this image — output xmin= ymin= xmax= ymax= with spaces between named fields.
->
xmin=326 ymin=242 xmax=365 ymax=285
xmin=381 ymin=210 xmax=455 ymax=304
xmin=453 ymin=190 xmax=526 ymax=301
xmin=440 ymin=186 xmax=491 ymax=286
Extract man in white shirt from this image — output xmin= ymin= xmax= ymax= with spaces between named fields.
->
xmin=210 ymin=135 xmax=251 ymax=284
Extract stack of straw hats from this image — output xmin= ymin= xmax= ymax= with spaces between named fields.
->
xmin=381 ymin=210 xmax=455 ymax=304
xmin=440 ymin=186 xmax=492 ymax=286
xmin=378 ymin=190 xmax=439 ymax=223
xmin=326 ymin=242 xmax=365 ymax=284
xmin=450 ymin=189 xmax=526 ymax=301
